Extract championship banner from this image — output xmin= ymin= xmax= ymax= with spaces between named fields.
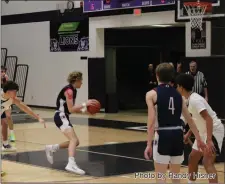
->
xmin=185 ymin=21 xmax=211 ymax=57
xmin=191 ymin=22 xmax=206 ymax=50
xmin=50 ymin=20 xmax=89 ymax=52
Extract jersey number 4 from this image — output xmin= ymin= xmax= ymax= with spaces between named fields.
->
xmin=168 ymin=97 xmax=175 ymax=115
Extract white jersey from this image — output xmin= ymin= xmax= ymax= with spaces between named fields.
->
xmin=1 ymin=89 xmax=13 ymax=115
xmin=187 ymin=92 xmax=222 ymax=135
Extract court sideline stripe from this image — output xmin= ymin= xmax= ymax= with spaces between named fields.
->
xmin=2 ymin=159 xmax=99 ymax=179
xmin=14 ymin=140 xmax=225 ymax=173
xmin=76 ymin=149 xmax=225 ymax=174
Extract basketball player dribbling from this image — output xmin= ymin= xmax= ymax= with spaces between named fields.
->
xmin=45 ymin=71 xmax=96 ymax=175
xmin=176 ymin=74 xmax=225 ymax=184
xmin=144 ymin=63 xmax=206 ymax=183
xmin=1 ymin=81 xmax=45 ymax=176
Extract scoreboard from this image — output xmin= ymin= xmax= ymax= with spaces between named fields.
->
xmin=83 ymin=0 xmax=175 ymax=13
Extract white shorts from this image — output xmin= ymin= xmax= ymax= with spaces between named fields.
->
xmin=153 ymin=131 xmax=184 ymax=164
xmin=193 ymin=123 xmax=224 ymax=153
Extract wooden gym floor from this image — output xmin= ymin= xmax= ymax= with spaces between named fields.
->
xmin=1 ymin=109 xmax=225 ymax=183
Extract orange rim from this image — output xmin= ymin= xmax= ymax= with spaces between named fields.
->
xmin=184 ymin=2 xmax=212 ymax=12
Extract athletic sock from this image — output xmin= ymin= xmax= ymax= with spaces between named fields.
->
xmin=52 ymin=144 xmax=59 ymax=152
xmin=10 ymin=130 xmax=14 ymax=134
xmin=68 ymin=157 xmax=75 ymax=164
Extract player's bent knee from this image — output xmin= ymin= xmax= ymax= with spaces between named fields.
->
xmin=76 ymin=139 xmax=80 ymax=146
xmin=1 ymin=119 xmax=7 ymax=125
xmin=72 ymin=138 xmax=79 ymax=147
xmin=189 ymin=149 xmax=201 ymax=161
xmin=1 ymin=120 xmax=8 ymax=127
xmin=202 ymin=154 xmax=215 ymax=166
xmin=70 ymin=138 xmax=79 ymax=146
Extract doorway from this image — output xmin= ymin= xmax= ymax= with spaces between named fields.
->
xmin=104 ymin=27 xmax=185 ymax=113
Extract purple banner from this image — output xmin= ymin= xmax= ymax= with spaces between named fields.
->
xmin=83 ymin=0 xmax=103 ymax=12
xmin=83 ymin=0 xmax=175 ymax=12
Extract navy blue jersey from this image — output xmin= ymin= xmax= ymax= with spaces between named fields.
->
xmin=56 ymin=84 xmax=77 ymax=114
xmin=155 ymin=84 xmax=182 ymax=128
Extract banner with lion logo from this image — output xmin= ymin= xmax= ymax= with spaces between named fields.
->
xmin=50 ymin=19 xmax=89 ymax=52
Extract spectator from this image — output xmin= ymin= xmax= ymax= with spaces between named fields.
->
xmin=148 ymin=64 xmax=157 ymax=90
xmin=176 ymin=62 xmax=182 ymax=74
xmin=186 ymin=61 xmax=208 ymax=102
xmin=1 ymin=66 xmax=9 ymax=87
xmin=169 ymin=62 xmax=182 ymax=87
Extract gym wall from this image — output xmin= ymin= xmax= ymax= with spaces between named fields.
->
xmin=1 ymin=1 xmax=89 ymax=107
xmin=1 ymin=0 xmax=176 ymax=108
xmin=1 ymin=1 xmax=82 ymax=15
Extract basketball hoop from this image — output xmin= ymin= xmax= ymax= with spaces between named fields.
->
xmin=184 ymin=1 xmax=212 ymax=30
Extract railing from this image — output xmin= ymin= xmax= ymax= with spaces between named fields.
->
xmin=14 ymin=64 xmax=29 ymax=102
xmin=1 ymin=48 xmax=8 ymax=66
xmin=5 ymin=56 xmax=18 ymax=81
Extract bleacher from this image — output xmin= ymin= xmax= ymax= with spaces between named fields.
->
xmin=1 ymin=48 xmax=31 ymax=120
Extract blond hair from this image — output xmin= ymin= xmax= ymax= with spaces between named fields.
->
xmin=156 ymin=63 xmax=174 ymax=83
xmin=67 ymin=71 xmax=83 ymax=84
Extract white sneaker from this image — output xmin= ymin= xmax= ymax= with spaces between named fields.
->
xmin=2 ymin=144 xmax=16 ymax=152
xmin=45 ymin=145 xmax=54 ymax=164
xmin=65 ymin=162 xmax=85 ymax=175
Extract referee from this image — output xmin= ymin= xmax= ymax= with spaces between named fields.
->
xmin=186 ymin=61 xmax=208 ymax=102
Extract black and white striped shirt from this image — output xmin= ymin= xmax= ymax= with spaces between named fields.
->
xmin=186 ymin=71 xmax=207 ymax=95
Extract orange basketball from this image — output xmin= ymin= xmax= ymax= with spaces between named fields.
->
xmin=87 ymin=100 xmax=101 ymax=114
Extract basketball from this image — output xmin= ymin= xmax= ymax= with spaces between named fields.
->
xmin=87 ymin=100 xmax=101 ymax=114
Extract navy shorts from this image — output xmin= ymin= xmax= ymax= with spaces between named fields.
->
xmin=54 ymin=111 xmax=73 ymax=132
xmin=157 ymin=129 xmax=184 ymax=156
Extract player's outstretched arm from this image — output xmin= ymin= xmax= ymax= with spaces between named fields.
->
xmin=13 ymin=97 xmax=46 ymax=127
xmin=144 ymin=90 xmax=156 ymax=160
xmin=193 ymin=100 xmax=215 ymax=154
xmin=182 ymin=97 xmax=200 ymax=140
xmin=191 ymin=100 xmax=213 ymax=145
xmin=146 ymin=90 xmax=156 ymax=146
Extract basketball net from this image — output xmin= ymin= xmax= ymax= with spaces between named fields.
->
xmin=184 ymin=1 xmax=212 ymax=30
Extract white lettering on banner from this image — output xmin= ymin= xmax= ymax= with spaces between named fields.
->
xmin=142 ymin=1 xmax=150 ymax=6
xmin=122 ymin=3 xmax=130 ymax=7
xmin=59 ymin=35 xmax=79 ymax=45
xmin=104 ymin=5 xmax=111 ymax=9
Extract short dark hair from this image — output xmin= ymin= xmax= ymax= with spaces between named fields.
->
xmin=175 ymin=74 xmax=194 ymax=92
xmin=3 ymin=81 xmax=19 ymax=93
xmin=156 ymin=63 xmax=174 ymax=83
xmin=189 ymin=60 xmax=197 ymax=65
